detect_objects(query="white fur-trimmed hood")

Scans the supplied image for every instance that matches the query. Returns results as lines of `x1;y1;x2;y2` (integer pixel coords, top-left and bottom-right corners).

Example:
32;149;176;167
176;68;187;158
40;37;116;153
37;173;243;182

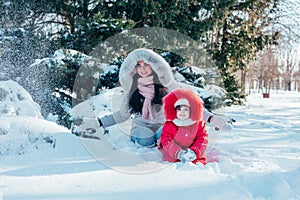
119;48;176;92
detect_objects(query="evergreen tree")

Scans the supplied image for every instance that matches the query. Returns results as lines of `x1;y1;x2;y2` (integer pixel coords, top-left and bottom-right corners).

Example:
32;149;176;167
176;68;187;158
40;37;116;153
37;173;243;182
0;0;283;125
0;28;53;87
48;0;136;54
100;0;280;105
203;0;280;104
19;0;281;106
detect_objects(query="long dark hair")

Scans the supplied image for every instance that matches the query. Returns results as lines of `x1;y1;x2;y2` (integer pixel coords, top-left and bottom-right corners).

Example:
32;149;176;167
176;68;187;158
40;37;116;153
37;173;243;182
129;72;167;114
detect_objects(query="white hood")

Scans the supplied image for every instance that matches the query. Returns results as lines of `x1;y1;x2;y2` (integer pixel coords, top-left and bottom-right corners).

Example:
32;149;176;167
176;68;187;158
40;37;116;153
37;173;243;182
119;48;176;92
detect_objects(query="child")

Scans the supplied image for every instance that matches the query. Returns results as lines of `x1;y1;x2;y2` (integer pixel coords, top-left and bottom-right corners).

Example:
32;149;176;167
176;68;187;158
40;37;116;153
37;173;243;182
159;88;208;164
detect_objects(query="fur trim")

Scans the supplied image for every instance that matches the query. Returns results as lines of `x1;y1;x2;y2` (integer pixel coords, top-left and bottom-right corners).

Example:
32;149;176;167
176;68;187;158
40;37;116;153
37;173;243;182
173;118;196;126
119;48;175;92
163;88;203;122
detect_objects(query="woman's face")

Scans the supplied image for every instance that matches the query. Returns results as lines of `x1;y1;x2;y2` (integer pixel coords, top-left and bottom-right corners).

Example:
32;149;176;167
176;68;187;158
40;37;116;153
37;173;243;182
135;60;153;78
176;105;191;120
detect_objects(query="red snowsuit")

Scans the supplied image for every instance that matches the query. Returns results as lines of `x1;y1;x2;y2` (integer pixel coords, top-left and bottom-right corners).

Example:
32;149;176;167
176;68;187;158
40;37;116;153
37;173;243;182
160;121;208;164
158;88;208;164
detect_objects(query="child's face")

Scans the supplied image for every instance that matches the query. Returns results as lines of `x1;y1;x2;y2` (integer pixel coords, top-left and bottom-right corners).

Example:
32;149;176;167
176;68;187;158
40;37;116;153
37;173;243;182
135;60;153;78
176;105;191;120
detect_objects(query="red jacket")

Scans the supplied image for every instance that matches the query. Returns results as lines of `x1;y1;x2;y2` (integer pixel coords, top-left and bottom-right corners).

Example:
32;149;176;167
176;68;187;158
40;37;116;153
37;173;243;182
159;120;208;164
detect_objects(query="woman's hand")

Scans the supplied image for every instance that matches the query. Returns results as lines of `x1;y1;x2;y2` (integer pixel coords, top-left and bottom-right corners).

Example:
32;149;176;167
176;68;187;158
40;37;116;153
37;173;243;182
210;115;233;131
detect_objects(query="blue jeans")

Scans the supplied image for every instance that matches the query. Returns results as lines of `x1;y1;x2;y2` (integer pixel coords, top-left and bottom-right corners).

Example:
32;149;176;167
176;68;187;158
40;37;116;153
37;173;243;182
130;126;163;147
155;126;163;140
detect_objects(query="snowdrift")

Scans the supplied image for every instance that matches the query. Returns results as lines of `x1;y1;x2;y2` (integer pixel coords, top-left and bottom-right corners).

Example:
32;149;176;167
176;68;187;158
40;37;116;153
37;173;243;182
0;80;68;155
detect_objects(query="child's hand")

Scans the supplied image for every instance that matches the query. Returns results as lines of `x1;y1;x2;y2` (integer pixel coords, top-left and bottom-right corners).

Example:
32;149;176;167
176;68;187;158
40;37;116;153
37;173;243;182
178;149;196;163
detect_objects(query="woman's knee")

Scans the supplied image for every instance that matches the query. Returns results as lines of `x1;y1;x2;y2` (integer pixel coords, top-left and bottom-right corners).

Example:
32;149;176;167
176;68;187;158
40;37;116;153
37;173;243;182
130;127;156;147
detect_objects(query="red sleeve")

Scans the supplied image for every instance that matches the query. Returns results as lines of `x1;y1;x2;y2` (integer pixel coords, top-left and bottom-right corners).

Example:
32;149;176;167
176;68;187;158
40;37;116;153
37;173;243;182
190;122;208;159
160;121;183;160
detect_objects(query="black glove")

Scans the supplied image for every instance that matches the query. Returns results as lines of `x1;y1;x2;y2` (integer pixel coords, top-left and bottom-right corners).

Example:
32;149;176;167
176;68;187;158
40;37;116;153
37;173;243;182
97;118;109;134
97;118;103;127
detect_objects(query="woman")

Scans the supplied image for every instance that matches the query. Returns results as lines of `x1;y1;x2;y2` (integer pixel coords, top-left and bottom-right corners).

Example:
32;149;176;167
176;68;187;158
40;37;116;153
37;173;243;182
98;48;230;147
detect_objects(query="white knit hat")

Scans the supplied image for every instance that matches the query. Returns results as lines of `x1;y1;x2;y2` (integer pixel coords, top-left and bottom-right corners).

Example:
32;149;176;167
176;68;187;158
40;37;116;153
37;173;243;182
174;98;190;108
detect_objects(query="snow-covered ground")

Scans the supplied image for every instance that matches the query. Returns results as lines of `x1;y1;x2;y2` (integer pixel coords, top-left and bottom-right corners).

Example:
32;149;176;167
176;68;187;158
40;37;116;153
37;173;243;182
1;81;300;200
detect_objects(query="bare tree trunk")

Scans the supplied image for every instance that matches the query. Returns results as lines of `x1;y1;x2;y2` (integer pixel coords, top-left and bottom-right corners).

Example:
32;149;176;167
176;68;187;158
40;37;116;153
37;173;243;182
288;80;292;91
258;77;263;92
241;69;246;94
249;77;254;94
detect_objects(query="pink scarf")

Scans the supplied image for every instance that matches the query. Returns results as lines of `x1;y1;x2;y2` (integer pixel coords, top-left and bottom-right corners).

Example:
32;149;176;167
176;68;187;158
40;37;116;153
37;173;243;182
137;75;155;120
